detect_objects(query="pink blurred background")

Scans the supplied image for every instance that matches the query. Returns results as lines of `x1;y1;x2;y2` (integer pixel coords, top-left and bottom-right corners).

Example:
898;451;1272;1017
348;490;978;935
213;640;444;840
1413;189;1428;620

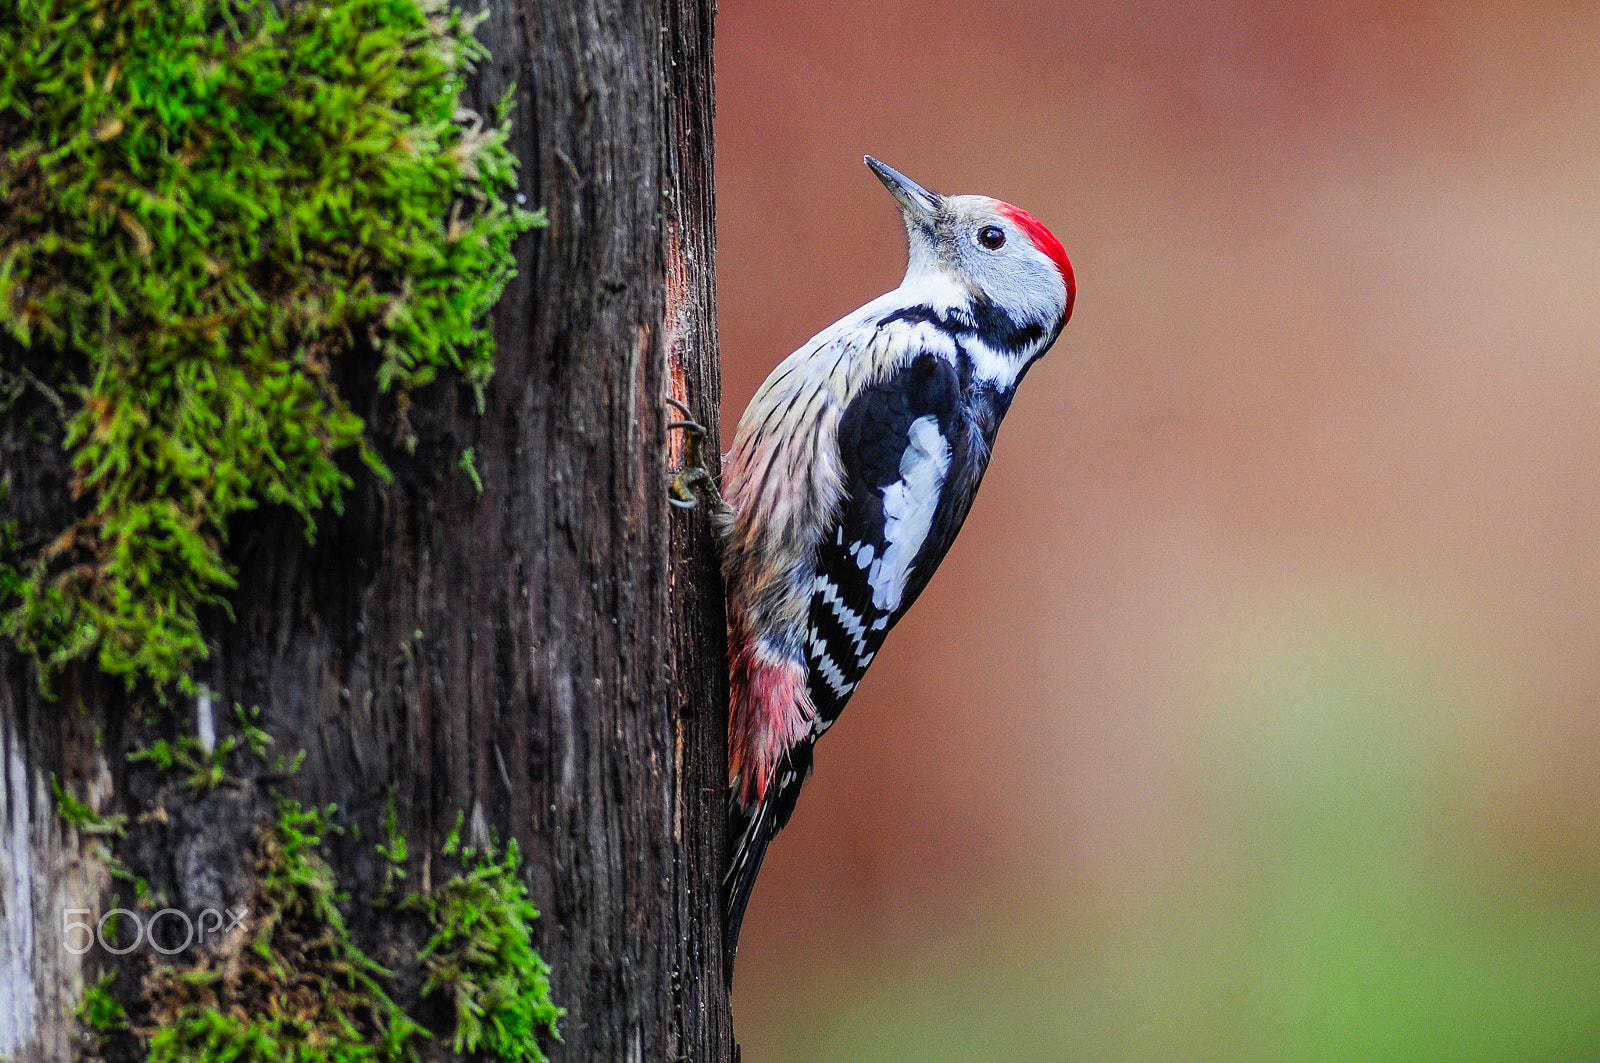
714;2;1600;1059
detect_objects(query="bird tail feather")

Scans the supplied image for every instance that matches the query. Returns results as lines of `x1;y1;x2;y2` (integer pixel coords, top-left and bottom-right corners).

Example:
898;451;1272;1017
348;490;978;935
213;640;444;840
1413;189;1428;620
723;789;777;981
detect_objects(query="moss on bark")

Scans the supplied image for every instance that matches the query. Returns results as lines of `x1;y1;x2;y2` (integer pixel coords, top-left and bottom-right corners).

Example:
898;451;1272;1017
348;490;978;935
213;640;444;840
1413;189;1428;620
0;0;542;694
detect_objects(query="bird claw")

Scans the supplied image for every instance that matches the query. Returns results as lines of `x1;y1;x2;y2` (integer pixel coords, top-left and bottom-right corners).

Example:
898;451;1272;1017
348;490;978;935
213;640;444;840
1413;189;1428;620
666;395;722;511
670;468;708;509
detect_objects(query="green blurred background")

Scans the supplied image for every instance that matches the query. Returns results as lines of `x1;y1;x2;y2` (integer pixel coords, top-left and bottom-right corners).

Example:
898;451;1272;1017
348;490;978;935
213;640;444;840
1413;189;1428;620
713;1;1600;1059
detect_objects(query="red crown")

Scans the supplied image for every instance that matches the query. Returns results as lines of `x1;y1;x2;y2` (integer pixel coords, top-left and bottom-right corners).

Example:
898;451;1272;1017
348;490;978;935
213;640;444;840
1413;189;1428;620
996;202;1075;322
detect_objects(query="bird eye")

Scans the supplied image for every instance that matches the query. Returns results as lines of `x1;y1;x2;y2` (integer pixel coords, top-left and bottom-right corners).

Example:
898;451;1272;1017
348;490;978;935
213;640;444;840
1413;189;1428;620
978;225;1006;250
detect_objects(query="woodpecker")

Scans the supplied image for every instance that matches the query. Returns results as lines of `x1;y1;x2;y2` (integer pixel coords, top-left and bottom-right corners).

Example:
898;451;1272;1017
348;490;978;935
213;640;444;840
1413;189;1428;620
670;156;1074;976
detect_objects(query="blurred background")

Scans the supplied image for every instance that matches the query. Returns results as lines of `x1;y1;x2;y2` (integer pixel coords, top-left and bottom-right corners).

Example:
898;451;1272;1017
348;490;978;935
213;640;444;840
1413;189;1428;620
713;1;1600;1060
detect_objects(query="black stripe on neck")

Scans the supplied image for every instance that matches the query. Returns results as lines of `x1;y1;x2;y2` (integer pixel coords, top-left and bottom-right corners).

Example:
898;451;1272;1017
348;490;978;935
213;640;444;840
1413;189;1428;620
878;293;1045;356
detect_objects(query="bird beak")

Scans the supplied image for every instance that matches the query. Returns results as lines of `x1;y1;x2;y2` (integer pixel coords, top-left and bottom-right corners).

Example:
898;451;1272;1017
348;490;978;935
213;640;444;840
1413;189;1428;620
865;156;939;223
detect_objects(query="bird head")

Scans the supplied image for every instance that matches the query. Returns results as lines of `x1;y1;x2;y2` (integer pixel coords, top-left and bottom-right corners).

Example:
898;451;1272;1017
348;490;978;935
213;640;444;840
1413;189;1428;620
865;156;1075;336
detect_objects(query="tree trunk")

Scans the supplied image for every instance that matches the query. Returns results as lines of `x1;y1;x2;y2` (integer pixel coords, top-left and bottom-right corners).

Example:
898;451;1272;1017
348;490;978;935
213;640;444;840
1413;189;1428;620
0;0;731;1059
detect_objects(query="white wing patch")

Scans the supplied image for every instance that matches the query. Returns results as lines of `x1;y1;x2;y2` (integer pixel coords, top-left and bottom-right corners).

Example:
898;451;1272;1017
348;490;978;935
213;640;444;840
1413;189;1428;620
868;415;951;613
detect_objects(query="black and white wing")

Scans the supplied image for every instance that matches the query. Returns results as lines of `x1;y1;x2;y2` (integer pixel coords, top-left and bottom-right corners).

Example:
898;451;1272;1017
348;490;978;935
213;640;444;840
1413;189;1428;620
804;351;990;730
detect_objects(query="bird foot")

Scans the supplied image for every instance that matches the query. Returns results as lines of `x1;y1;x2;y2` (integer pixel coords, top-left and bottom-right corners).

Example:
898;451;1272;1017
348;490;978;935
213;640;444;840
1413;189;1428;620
666;395;724;511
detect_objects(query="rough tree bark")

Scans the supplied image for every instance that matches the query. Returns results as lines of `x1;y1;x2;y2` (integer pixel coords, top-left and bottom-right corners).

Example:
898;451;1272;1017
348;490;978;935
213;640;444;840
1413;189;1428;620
0;0;731;1059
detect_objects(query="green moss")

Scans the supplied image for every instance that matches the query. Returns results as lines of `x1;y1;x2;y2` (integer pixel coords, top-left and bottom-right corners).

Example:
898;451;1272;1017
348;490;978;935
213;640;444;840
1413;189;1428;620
65;718;563;1062
75;969;130;1061
458;445;483;495
418;815;563;1062
77;970;129;1033
53;772;155;914
111;866;153;907
0;479;23;603
0;0;542;695
143;797;428;1062
52;771;127;836
374;796;408;897
127;699;274;792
